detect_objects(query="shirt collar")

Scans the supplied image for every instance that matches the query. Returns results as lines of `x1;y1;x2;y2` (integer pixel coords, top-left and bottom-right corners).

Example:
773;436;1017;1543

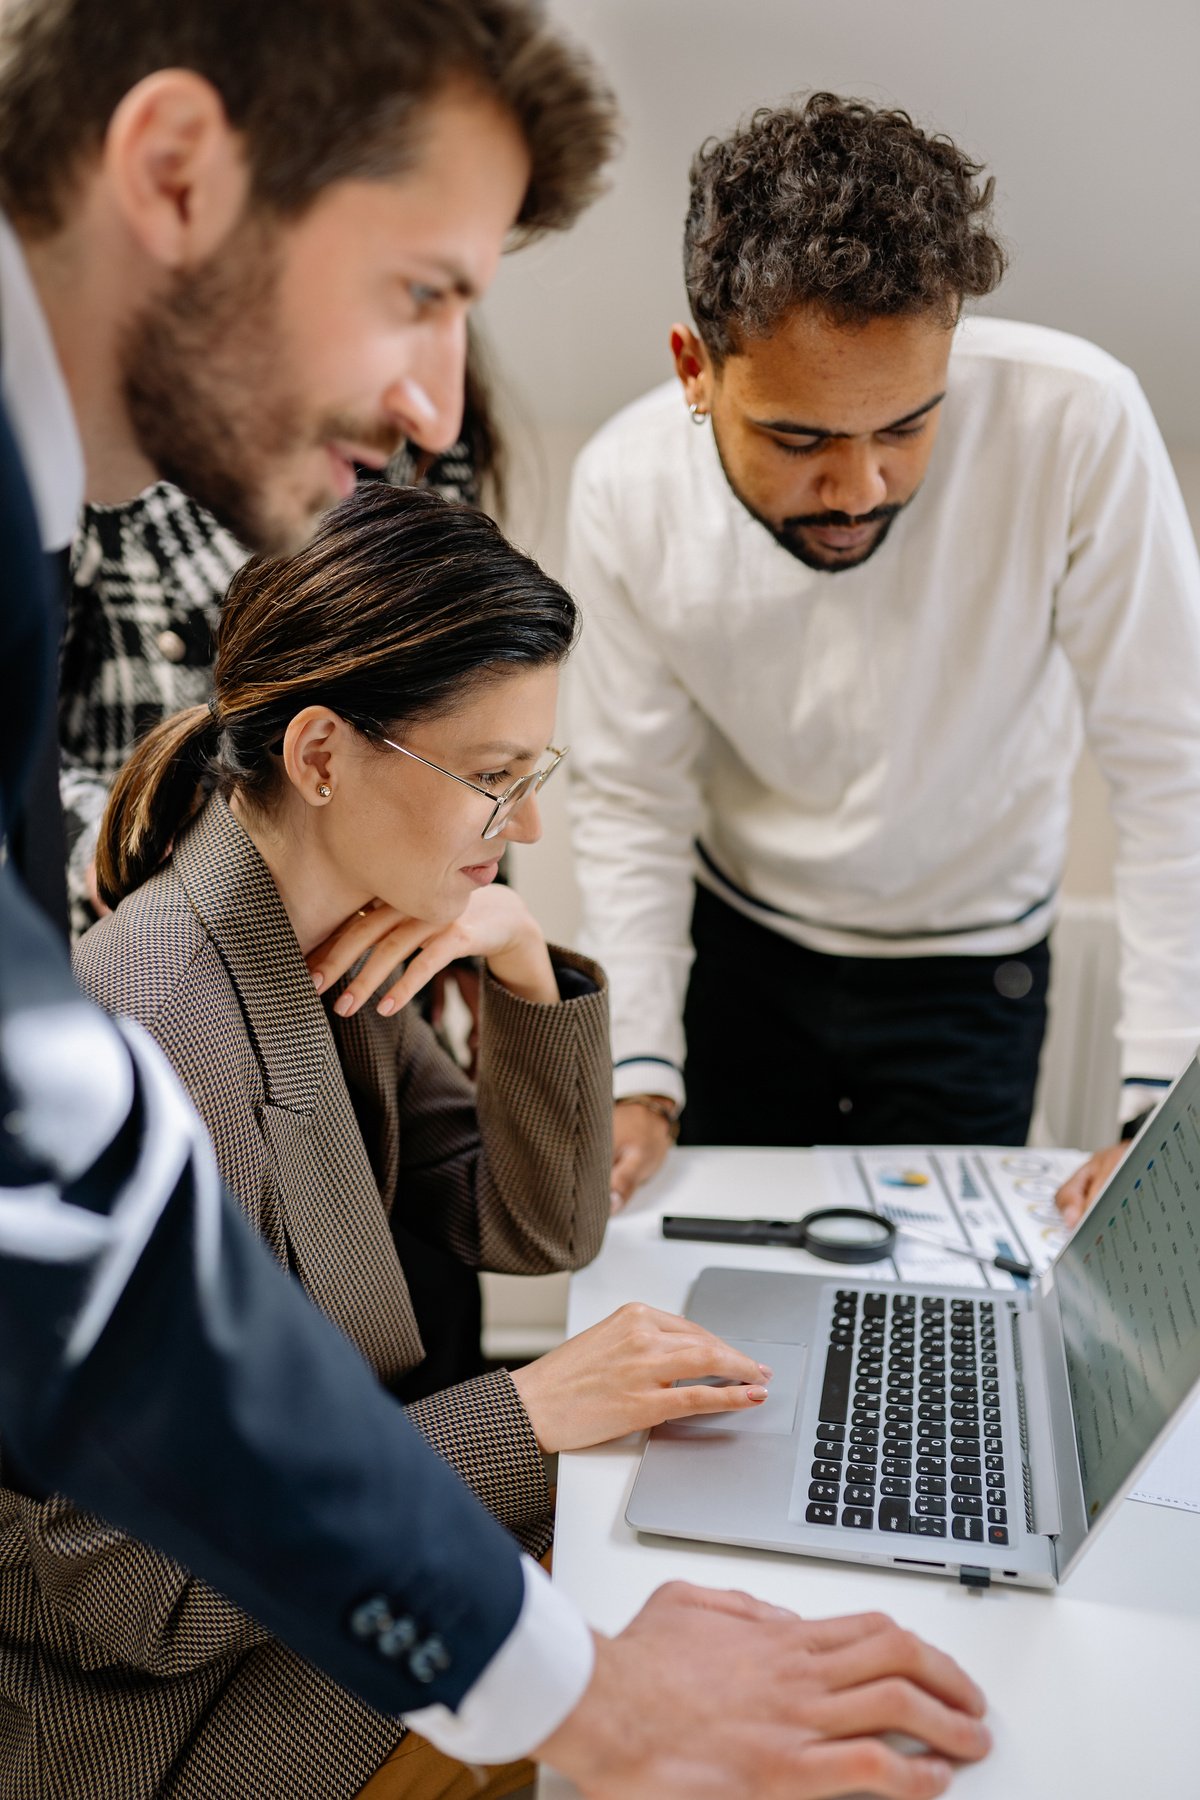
0;212;85;551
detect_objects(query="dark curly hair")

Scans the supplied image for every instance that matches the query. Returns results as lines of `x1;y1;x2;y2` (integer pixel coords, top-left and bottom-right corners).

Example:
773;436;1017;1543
684;93;1007;358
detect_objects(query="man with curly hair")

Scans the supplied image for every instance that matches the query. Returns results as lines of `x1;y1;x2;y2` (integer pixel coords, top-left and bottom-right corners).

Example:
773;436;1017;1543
568;94;1200;1216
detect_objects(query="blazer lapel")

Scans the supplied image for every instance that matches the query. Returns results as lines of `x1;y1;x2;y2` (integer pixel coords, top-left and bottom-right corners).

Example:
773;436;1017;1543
173;798;423;1382
253;1102;423;1379
332;1007;403;1218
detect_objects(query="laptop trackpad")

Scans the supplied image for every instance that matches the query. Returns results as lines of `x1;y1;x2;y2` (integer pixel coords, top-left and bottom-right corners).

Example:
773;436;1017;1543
671;1338;806;1437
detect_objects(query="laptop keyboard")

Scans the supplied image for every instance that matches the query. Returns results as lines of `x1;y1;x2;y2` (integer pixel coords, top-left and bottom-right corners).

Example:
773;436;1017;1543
805;1290;1011;1546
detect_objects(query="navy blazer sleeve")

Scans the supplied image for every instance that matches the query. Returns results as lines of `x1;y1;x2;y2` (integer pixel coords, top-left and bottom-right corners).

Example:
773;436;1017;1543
0;402;523;1714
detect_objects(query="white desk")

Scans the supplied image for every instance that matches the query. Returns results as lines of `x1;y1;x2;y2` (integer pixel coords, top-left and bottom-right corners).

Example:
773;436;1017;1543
539;1149;1200;1800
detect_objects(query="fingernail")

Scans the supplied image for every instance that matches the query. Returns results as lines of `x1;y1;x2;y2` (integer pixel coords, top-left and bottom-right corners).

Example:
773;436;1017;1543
310;971;324;993
609;1190;624;1215
757;1363;774;1379
925;1760;953;1790
377;998;395;1017
334;993;357;1017
746;1385;768;1403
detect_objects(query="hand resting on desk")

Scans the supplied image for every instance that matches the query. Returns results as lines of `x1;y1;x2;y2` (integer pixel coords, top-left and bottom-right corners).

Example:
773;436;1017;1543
537;1582;991;1798
609;1100;674;1212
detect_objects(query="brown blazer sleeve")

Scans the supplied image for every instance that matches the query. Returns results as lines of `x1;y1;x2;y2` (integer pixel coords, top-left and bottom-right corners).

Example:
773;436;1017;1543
384;950;610;1556
402;1367;551;1558
393;947;612;1275
0;1468;267;1678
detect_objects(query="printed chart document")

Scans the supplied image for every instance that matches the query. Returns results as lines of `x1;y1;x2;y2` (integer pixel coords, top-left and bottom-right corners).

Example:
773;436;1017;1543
816;1146;1200;1513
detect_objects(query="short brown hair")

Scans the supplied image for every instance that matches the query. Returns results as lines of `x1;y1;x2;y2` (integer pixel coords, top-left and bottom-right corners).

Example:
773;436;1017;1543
0;0;617;240
96;482;578;908
684;92;1006;358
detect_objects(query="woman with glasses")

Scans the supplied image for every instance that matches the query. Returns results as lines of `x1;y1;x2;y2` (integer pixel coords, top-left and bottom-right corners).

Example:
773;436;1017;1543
0;484;768;1800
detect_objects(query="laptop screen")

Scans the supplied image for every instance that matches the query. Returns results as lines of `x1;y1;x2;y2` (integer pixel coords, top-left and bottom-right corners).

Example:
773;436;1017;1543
1054;1054;1200;1526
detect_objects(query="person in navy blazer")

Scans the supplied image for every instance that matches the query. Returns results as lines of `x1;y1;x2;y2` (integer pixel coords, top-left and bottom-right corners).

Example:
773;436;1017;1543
0;4;992;1792
0;0;616;1756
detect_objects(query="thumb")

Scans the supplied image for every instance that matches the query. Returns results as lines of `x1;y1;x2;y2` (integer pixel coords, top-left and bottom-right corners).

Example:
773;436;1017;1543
610;1143;641;1211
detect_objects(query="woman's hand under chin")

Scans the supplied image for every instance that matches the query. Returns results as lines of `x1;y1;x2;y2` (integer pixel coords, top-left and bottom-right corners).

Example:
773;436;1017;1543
305;886;559;1018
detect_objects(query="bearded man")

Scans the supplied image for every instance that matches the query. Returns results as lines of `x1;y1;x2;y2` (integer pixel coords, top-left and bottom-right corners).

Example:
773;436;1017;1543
567;94;1200;1218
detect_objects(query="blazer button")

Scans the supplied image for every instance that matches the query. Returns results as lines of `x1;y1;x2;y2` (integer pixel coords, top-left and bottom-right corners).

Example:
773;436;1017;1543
348;1596;392;1640
378;1615;418;1659
156;627;187;663
409;1634;451;1683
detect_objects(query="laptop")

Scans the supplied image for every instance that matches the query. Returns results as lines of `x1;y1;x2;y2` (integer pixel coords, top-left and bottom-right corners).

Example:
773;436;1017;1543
626;1051;1200;1589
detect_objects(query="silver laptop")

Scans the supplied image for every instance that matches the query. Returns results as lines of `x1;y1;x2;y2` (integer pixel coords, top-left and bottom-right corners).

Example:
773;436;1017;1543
627;1052;1200;1589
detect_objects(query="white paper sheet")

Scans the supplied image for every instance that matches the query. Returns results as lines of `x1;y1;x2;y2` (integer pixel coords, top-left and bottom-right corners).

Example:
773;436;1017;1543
1130;1396;1200;1513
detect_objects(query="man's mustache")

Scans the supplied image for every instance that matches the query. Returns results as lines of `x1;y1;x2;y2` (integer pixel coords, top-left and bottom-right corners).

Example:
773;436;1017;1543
782;505;902;530
322;416;408;463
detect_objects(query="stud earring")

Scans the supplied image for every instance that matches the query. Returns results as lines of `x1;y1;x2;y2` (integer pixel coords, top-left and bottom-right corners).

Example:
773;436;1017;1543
317;784;332;799
688;402;709;425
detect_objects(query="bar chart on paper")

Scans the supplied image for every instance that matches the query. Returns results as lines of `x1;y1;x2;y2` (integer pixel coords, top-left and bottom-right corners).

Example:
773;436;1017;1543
814;1146;1200;1513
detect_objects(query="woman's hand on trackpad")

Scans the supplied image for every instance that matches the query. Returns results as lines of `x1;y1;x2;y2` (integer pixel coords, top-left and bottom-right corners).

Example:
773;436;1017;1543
509;1302;774;1454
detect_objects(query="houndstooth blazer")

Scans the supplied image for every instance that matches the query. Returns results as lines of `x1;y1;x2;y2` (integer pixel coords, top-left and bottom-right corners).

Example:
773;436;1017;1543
0;795;610;1800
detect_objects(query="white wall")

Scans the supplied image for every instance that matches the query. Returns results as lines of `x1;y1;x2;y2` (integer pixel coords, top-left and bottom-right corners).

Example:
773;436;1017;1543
479;2;1200;946
483;0;1200;443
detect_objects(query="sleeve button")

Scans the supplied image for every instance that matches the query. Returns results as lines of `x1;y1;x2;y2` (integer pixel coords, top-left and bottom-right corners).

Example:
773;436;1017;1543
348;1597;392;1639
378;1615;418;1659
409;1634;451;1683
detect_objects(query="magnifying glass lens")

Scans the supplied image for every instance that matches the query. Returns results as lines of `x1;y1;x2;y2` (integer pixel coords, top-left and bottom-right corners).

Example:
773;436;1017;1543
801;1207;895;1262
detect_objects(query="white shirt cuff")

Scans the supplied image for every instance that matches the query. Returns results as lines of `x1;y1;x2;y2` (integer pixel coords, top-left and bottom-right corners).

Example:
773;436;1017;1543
403;1555;594;1764
1119;1080;1172;1129
613;1058;685;1109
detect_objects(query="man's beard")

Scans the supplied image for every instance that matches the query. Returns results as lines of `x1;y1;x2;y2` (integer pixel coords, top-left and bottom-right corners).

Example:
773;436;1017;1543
711;420;912;573
121;219;401;555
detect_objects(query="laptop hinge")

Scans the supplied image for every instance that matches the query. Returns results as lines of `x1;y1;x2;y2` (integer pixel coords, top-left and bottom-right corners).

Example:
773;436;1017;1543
958;1566;990;1590
1014;1309;1062;1538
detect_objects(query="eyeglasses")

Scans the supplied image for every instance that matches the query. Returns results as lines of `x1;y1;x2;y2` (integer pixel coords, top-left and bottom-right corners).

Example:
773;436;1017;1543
370;733;568;840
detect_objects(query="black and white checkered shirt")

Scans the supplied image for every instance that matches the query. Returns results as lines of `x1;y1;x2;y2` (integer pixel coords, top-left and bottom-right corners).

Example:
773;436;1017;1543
59;446;478;937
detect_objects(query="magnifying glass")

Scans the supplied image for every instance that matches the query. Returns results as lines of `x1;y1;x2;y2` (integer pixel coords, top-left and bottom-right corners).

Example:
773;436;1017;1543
661;1206;1032;1279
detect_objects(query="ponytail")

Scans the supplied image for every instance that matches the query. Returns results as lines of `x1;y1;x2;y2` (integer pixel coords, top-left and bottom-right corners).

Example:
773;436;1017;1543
95;705;218;909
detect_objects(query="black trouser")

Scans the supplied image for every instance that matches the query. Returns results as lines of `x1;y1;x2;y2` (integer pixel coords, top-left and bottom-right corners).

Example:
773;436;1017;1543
680;884;1050;1148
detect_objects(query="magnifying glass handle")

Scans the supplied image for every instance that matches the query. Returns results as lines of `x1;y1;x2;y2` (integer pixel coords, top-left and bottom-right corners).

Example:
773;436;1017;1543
661;1214;802;1247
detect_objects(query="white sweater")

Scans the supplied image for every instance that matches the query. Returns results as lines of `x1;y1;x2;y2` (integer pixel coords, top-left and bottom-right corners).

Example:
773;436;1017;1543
566;317;1200;1112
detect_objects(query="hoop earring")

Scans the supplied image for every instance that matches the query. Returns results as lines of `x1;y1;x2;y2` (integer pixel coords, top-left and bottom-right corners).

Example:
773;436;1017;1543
317;784;332;799
688;403;709;426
